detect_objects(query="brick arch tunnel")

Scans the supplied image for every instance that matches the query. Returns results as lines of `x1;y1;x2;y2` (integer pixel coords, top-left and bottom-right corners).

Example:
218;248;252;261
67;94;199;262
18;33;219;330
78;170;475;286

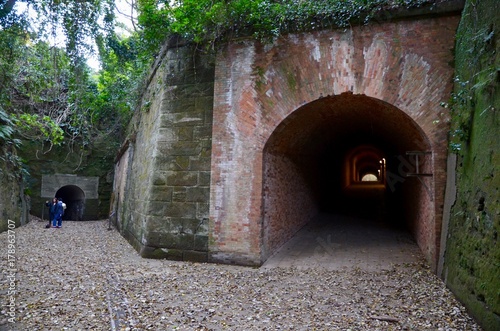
262;93;433;261
55;185;86;221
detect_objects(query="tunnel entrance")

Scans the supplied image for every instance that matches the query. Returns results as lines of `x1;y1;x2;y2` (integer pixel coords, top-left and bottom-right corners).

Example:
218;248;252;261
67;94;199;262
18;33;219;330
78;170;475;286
262;93;433;263
55;185;86;221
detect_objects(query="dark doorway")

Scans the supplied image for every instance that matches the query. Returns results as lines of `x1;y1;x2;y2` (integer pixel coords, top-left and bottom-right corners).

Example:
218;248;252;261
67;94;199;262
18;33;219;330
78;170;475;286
55;185;86;221
262;93;432;261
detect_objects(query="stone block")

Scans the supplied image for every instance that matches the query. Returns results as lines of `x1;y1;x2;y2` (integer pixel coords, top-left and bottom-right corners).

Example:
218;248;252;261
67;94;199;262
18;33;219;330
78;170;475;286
172;188;187;202
176;233;195;250
198;172;211;186
168;97;196;114
171;110;206;127
41;174;99;199
165;202;197;218
183;250;208;263
158;141;201;156
151;173;167;186
190;63;216;84
157;128;176;142
195;95;215;112
146;216;171;232
194;235;209;251
146;201;167;216
190;155;211;171
194;125;213;140
140;245;168;259
159;113;174;127
187;187;210;203
196;203;210;220
166;171;198;186
176;127;194;141
182;218;204;235
145;231;167;246
165;248;184;261
150;186;173;202
155;156;190;171
152;232;179;248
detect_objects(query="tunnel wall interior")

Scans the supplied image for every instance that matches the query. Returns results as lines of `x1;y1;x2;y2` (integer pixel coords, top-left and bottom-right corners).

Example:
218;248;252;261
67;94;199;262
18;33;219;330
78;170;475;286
263;95;434;262
262;152;319;259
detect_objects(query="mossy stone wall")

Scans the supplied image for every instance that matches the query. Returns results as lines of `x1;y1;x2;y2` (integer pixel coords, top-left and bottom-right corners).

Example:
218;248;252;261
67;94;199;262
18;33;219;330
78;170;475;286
19;137;118;221
443;0;500;330
113;41;215;261
0;170;28;232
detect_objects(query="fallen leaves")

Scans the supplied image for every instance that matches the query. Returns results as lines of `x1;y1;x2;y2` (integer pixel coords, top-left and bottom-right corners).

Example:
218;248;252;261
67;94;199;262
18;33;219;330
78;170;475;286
0;217;483;330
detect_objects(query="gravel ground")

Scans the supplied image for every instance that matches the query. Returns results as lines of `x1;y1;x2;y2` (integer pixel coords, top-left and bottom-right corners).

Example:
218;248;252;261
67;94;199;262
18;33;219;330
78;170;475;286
0;217;482;331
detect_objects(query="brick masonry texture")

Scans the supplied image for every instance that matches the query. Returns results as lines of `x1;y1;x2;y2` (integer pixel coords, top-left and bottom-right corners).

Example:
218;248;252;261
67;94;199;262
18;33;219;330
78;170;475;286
113;13;460;269
211;15;460;268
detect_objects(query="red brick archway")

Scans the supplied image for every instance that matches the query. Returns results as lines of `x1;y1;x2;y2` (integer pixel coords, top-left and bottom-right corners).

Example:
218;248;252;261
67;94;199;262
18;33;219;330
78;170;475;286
210;14;460;269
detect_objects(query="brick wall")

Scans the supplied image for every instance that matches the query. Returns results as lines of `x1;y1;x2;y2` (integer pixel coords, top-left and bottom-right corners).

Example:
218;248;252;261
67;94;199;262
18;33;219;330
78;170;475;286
114;12;460;268
211;15;460;267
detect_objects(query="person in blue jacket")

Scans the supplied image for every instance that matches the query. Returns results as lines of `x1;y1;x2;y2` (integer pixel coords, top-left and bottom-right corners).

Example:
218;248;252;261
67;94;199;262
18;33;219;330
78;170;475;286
52;198;64;228
45;198;57;227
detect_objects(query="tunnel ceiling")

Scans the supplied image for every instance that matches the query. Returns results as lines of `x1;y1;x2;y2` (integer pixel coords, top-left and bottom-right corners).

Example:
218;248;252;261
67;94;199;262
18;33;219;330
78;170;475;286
265;93;431;157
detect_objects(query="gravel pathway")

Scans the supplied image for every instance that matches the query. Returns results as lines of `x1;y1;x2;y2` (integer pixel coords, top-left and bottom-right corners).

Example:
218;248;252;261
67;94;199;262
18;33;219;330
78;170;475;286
1;217;482;330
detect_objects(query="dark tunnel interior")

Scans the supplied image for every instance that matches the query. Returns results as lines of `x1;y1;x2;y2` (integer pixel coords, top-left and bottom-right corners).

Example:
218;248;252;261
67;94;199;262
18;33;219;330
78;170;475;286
264;93;431;233
55;185;86;221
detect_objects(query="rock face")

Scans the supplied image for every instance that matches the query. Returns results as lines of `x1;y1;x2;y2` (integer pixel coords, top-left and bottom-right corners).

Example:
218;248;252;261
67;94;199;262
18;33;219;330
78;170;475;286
441;0;500;330
0;170;28;232
18;139;116;222
113;3;466;268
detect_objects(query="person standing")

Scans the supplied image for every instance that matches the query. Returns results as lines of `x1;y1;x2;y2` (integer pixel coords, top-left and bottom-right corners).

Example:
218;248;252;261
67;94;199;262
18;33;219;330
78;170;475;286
53;198;64;228
45;198;58;228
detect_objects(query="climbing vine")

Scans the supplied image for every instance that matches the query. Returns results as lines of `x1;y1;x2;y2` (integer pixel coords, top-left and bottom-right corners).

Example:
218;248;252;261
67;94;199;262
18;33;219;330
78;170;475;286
137;0;434;53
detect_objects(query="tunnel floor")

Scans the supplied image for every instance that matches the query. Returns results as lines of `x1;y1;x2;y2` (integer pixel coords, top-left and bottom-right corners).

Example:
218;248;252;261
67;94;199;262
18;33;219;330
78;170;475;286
261;213;423;271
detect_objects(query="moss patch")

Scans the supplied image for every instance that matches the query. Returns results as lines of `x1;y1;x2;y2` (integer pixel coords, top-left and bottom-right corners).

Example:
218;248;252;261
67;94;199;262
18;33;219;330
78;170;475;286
444;1;500;330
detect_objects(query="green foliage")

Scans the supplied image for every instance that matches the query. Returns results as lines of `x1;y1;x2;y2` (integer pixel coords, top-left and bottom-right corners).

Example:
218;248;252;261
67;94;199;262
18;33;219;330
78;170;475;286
0;107;23;179
0;0;437;162
11;113;64;144
441;77;474;154
137;0;433;52
0;0;438;177
96;32;150;127
0;108;16;142
0;0;136;163
28;0;115;63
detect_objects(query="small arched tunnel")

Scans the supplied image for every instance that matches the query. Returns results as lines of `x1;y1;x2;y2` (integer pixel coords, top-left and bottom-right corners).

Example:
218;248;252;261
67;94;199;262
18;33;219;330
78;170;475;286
55;185;86;221
262;93;433;261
